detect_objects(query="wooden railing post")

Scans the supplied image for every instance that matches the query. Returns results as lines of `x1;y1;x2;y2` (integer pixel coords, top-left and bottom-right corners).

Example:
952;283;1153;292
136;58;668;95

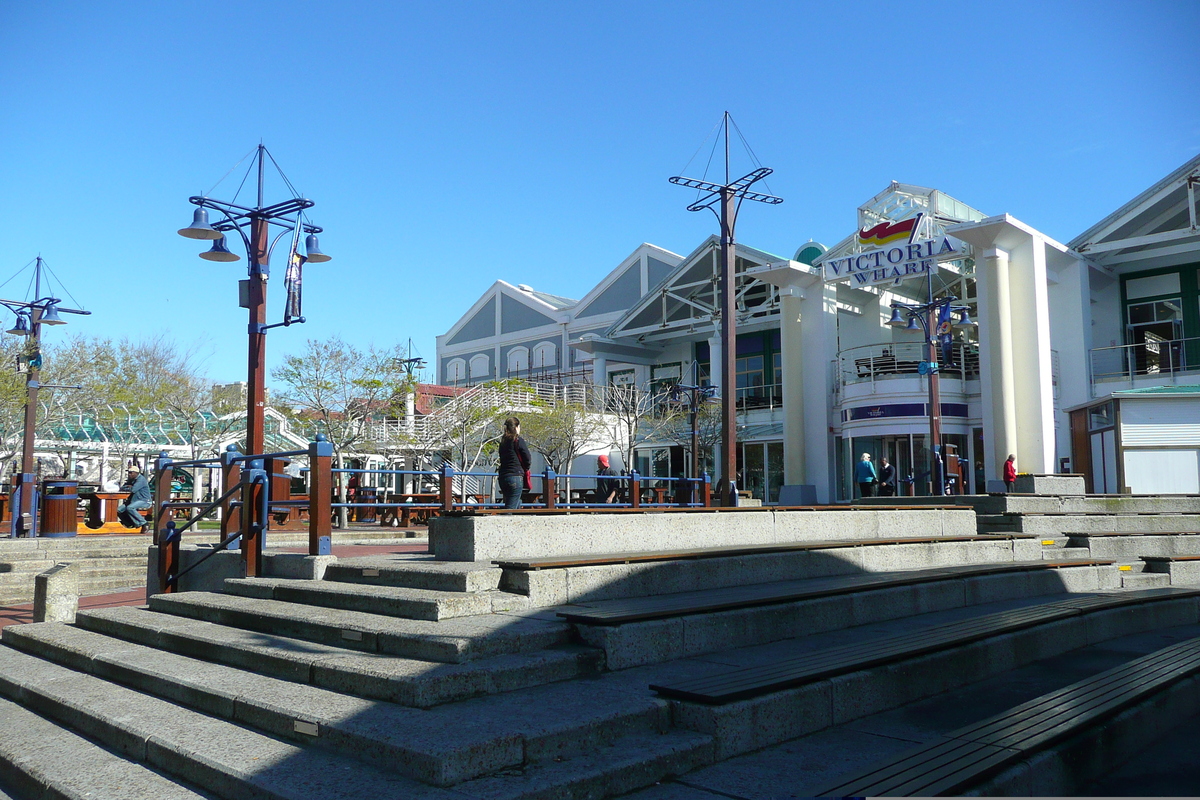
544;467;556;510
308;435;333;555
154;450;177;594
220;445;241;541
439;464;454;513
629;470;641;509
701;471;712;508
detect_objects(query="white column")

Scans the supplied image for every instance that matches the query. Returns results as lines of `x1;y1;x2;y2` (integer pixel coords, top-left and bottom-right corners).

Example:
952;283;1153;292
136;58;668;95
781;290;806;484
800;281;838;502
980;247;1018;482
1049;255;1092;467
1009;237;1058;474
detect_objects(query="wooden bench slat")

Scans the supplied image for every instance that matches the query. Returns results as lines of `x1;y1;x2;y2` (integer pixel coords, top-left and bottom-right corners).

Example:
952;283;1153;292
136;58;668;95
816;636;1200;796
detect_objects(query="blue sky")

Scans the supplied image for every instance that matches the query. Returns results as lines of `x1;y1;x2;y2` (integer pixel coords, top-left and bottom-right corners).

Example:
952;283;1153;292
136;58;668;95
2;1;1197;386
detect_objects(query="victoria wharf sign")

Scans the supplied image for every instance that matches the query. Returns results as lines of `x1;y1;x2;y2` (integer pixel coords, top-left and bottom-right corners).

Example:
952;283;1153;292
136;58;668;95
822;215;963;288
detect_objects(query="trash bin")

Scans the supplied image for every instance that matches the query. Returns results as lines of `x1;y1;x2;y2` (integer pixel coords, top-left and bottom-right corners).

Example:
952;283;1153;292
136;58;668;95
40;480;79;538
354;486;379;523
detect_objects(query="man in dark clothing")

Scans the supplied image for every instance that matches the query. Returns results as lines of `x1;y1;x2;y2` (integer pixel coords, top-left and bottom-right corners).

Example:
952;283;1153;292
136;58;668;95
594;455;618;504
878;457;897;497
118;465;152;529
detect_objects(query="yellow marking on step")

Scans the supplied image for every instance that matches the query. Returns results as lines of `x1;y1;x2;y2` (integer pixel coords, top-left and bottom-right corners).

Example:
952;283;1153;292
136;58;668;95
1041;540;1056;546
1118;565;1132;571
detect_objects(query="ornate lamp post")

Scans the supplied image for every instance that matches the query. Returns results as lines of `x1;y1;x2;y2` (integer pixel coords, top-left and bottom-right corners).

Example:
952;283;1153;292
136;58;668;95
887;295;975;495
1;257;90;536
176;145;330;457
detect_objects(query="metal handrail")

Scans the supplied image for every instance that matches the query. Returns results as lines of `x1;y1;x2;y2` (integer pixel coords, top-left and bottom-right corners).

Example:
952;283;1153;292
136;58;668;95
1090;335;1197;387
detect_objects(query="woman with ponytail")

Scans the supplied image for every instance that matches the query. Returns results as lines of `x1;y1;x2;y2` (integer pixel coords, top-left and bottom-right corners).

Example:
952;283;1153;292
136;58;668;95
498;416;531;510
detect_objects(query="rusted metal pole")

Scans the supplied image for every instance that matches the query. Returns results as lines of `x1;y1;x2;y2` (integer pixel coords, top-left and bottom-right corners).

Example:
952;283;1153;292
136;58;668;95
544;468;556;510
719;186;737;508
439;464;454;512
246;216;268;458
629;471;641;509
308;437;332;555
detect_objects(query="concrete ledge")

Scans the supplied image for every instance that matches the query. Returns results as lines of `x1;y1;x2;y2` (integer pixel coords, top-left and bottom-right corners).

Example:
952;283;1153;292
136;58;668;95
33;563;78;623
263;553;337;581
1014;474;1086;495
430;508;977;562
146;545;246;597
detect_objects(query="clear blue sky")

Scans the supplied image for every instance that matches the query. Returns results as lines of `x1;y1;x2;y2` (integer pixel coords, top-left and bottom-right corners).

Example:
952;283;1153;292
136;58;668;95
2;1;1197;386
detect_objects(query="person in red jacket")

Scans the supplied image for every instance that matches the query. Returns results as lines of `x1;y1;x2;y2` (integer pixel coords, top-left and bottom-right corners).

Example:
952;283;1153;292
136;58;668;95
1003;454;1017;493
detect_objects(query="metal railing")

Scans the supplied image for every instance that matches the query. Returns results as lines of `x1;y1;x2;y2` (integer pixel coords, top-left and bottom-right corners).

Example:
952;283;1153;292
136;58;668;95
1090;336;1199;389
838;341;981;386
152;435;713;591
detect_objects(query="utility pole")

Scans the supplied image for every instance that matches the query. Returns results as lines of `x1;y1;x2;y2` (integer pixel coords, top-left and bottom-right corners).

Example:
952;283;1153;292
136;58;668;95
670;113;782;506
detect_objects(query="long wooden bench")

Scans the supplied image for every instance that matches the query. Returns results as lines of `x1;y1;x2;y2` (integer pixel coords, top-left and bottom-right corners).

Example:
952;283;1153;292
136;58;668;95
648;587;1200;705
815;634;1200;796
496;534;1035;571
557;559;1113;627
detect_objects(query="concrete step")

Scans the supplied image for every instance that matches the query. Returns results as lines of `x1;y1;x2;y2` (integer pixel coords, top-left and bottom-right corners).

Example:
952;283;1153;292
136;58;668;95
1041;546;1089;560
0;644;446;799
147;591;571;663
499;537;1042;608
223;576;521;621
3;621;689;787
77;605;602;708
0;694;209;800
572;561;1121;670
323;556;503;593
1121;571;1173;589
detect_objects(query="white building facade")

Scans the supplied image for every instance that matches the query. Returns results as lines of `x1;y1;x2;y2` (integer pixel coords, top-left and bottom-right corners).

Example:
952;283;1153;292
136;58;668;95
437;155;1200;501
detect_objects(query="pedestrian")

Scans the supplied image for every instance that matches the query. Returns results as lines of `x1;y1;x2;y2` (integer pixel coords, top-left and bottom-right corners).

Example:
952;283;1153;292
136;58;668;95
1004;453;1017;493
117;464;151;529
497;416;531;510
878;456;896;497
594;455;618;504
855;453;877;498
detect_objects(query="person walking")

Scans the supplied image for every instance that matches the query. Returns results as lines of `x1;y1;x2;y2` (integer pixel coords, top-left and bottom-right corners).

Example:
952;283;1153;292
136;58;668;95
117;465;151;529
498;416;531;510
1003;454;1017;493
594;455;618;504
855;453;877;498
878;456;896;497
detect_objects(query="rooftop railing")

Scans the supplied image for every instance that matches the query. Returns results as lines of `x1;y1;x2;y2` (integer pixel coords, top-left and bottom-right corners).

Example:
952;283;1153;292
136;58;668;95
838;341;980;387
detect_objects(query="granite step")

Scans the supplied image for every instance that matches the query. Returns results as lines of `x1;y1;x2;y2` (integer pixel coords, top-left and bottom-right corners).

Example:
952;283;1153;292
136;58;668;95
323;556;503;593
222;576;515;621
0;694;210;800
0;644;443;799
3;621;678;787
147;591;571;663
76;605;601;708
1121;571;1173;589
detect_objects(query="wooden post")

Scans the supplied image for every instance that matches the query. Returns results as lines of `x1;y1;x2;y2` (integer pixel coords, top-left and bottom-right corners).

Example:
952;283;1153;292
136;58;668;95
544;467;556;510
701;472;712;508
439;464;454;512
220;445;241;541
241;459;264;578
154;451;177;593
308;436;332;555
630;470;641;509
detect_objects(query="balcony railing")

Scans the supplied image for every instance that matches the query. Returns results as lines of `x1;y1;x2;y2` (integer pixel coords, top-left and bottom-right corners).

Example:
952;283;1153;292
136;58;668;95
1090;336;1200;391
839;342;980;386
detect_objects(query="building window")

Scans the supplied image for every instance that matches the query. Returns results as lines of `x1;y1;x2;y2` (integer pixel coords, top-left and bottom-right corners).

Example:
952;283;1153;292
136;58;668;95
445;358;466;384
469;354;490;380
507;347;528;375
532;342;556;370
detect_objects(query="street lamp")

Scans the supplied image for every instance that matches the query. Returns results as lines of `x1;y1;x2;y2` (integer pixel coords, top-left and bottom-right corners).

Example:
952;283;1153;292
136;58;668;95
670;383;717;482
177;145;330;458
888;295;975;495
1;257;90;536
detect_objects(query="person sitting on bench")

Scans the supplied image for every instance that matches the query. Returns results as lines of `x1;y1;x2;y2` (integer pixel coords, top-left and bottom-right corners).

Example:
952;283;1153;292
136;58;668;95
118;465;151;529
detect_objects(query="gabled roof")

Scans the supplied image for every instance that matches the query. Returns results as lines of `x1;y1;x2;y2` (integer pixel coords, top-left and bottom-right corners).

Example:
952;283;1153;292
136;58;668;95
440;280;571;348
1069;153;1200;269
571;243;684;321
605;236;785;341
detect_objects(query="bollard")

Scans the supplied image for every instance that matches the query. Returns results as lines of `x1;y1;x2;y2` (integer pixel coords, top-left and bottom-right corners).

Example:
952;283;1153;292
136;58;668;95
543;467;556;510
33;562;78;623
439;464;454;512
629;470;640;509
308;435;333;556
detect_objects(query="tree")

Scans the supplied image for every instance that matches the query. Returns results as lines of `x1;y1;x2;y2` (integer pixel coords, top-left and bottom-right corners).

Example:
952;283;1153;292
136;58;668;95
521;400;606;483
660;397;724;478
601;381;676;475
272;337;413;527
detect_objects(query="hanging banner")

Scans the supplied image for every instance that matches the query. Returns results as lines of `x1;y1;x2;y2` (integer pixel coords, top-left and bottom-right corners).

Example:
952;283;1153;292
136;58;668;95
284;225;304;321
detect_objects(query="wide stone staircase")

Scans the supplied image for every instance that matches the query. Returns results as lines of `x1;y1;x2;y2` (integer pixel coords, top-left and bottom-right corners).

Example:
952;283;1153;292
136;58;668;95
1;504;1200;797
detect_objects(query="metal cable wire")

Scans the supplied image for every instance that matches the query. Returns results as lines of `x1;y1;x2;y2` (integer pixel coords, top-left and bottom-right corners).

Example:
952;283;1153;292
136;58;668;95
205;145;258;198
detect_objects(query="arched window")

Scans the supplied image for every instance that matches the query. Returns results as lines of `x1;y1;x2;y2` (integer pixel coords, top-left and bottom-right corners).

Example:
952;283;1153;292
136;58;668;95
532;341;556;370
469;353;491;380
445;358;466;384
507;347;529;375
